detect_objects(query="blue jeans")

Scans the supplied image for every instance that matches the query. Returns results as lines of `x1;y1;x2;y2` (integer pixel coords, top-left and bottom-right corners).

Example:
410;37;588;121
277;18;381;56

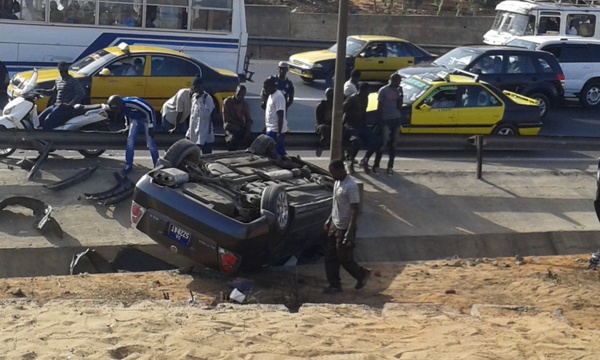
266;131;286;157
40;104;76;130
124;120;159;173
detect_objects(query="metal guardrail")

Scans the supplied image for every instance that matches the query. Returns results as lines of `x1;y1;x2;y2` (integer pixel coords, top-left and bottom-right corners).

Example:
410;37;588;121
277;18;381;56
247;37;456;55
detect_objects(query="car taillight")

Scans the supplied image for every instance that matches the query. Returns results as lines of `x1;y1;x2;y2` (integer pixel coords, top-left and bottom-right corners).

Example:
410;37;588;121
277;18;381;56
130;201;146;226
219;247;240;273
557;73;565;86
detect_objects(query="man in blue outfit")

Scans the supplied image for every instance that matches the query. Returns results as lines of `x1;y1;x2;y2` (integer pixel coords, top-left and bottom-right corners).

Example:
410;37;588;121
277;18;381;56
107;95;159;175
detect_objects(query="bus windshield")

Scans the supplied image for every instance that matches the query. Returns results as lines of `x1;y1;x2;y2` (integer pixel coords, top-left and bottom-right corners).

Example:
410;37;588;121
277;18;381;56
70;50;116;76
492;11;534;36
402;77;432;104
328;37;368;57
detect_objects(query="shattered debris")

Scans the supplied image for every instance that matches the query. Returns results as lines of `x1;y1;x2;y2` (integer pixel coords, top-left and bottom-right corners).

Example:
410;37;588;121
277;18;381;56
0;196;63;238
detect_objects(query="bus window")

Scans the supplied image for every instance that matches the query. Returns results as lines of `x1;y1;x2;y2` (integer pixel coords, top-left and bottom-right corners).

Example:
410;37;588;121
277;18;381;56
18;0;43;21
567;14;596;36
191;0;232;32
0;0;20;19
97;2;141;27
146;0;188;29
538;15;561;34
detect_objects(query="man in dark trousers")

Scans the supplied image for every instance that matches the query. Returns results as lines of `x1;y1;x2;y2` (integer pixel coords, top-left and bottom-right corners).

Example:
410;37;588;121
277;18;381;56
372;73;403;176
323;159;371;294
261;61;294;110
342;82;373;174
315;87;333;157
39;61;86;130
222;85;253;151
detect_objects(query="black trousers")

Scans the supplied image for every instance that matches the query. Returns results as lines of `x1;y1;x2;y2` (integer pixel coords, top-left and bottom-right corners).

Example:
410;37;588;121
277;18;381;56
324;222;366;288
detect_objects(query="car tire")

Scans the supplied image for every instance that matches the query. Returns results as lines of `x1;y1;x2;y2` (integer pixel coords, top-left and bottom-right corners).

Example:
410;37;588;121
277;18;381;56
163;139;201;168
493;124;518;136
580;81;600;108
249;134;276;156
528;93;550;118
261;184;290;234
78;149;106;158
0;125;15;158
300;76;314;84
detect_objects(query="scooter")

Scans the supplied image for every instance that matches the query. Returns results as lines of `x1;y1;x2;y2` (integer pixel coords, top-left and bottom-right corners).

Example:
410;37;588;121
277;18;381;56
0;69;111;158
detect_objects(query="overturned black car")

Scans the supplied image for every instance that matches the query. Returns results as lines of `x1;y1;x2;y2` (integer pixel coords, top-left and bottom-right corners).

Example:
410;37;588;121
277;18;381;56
131;136;333;273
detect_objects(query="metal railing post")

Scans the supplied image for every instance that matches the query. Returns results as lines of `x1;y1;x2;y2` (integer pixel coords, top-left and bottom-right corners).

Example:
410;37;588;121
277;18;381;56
476;135;483;179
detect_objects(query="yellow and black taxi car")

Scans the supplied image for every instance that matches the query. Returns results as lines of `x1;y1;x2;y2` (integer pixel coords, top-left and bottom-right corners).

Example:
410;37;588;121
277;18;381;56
288;35;436;85
366;72;542;136
7;43;239;113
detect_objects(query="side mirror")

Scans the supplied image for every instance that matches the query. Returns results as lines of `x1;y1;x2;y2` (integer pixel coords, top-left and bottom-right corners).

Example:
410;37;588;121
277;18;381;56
99;68;111;77
419;104;431;112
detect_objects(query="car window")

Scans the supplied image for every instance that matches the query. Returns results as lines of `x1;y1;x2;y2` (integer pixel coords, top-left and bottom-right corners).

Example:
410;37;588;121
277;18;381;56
589;44;600;59
101;56;146;77
469;55;504;74
507;55;535;74
541;44;562;60
401;77;432;104
405;43;428;57
560;44;591;63
423;86;458;109
386;42;411;58
150;56;201;77
534;56;555;73
458;85;500;108
361;42;386;58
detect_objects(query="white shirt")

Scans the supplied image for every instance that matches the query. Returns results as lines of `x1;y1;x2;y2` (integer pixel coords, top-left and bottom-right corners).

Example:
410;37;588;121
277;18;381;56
161;88;192;125
186;92;215;145
332;175;360;229
265;90;288;133
343;80;358;97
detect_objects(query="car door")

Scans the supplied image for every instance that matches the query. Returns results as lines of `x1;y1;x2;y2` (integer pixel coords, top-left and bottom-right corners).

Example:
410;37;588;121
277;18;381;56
384;42;415;73
408;85;459;134
353;41;387;81
145;55;203;110
466;54;507;89
499;54;538;94
90;55;148;105
455;85;504;134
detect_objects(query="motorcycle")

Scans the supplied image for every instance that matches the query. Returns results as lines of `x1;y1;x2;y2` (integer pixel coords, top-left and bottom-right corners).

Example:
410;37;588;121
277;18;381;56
0;69;110;158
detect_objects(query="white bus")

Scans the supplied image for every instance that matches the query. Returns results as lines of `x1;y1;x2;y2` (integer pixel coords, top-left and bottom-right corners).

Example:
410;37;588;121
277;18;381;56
483;0;600;45
0;0;250;80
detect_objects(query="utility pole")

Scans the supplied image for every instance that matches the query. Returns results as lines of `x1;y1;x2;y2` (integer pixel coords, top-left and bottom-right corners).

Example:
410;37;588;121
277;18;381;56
329;0;349;162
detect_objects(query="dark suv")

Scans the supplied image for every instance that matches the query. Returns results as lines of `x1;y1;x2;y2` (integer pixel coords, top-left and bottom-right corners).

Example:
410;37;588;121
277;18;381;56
398;45;565;118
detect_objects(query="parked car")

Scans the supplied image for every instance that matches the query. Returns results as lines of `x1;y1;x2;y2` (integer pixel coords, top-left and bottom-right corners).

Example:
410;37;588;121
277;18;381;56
397;45;564;118
131;136;334;273
7;43;239;113
366;72;542;136
507;36;600;108
288;35;437;85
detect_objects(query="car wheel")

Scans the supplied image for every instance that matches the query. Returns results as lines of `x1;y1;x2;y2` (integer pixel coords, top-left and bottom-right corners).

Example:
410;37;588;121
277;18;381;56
0;125;16;158
78;149;105;158
163;139;201;168
300;76;313;84
580;81;600;108
493;124;518;136
528;93;550;118
249;134;276;156
261;185;290;234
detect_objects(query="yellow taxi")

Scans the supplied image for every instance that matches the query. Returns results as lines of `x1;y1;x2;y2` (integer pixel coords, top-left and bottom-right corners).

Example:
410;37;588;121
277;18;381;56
288;35;437;85
366;72;542;136
7;43;239;113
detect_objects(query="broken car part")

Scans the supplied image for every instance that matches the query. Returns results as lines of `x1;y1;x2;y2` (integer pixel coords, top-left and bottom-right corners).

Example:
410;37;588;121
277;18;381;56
0;196;63;238
44;165;99;191
84;172;135;206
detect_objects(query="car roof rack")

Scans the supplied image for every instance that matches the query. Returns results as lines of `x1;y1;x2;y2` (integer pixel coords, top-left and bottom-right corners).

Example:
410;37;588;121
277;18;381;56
522;0;600;6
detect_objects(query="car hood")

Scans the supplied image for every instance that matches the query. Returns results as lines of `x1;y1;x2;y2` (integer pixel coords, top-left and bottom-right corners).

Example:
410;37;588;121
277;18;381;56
290;50;336;65
397;64;443;77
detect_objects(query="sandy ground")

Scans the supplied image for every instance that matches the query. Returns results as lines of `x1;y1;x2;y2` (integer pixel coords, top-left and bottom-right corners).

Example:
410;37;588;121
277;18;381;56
1;255;600;359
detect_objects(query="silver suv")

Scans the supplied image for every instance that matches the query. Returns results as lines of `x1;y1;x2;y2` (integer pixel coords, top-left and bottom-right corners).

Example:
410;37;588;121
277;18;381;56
508;36;600;108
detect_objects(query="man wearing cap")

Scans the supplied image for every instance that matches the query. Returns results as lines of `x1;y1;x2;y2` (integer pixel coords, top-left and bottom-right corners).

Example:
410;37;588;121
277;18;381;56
186;76;215;154
39;61;86;130
261;61;294;110
262;77;288;157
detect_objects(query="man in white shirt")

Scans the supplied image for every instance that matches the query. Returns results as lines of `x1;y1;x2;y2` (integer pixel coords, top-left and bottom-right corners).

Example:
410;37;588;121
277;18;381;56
186;76;215;154
161;83;194;134
343;69;361;97
263;77;288;157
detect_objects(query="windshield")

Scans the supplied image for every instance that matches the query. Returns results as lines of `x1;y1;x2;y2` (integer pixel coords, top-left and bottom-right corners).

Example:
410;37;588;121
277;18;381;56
491;11;533;36
506;38;539;50
402;77;432;104
328;37;368;57
70;50;117;76
432;48;482;70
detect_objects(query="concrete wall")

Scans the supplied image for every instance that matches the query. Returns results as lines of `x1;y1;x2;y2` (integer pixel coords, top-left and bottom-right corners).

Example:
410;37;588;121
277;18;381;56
246;5;495;46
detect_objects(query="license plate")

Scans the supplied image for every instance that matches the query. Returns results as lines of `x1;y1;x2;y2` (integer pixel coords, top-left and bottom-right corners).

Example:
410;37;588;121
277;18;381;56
167;223;191;246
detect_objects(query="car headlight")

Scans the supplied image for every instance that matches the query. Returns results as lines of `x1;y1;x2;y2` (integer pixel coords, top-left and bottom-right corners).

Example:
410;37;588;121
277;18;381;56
312;63;322;69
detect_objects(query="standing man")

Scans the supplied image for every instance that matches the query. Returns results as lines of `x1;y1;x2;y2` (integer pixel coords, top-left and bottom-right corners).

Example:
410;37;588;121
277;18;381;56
186;76;215;154
263;77;288;157
343;69;361;97
323;159;371;294
107;95;158;176
161;83;195;134
372;73;403;176
39;61;86;130
342;83;372;174
261;61;294;110
315;87;333;157
222;85;253;151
